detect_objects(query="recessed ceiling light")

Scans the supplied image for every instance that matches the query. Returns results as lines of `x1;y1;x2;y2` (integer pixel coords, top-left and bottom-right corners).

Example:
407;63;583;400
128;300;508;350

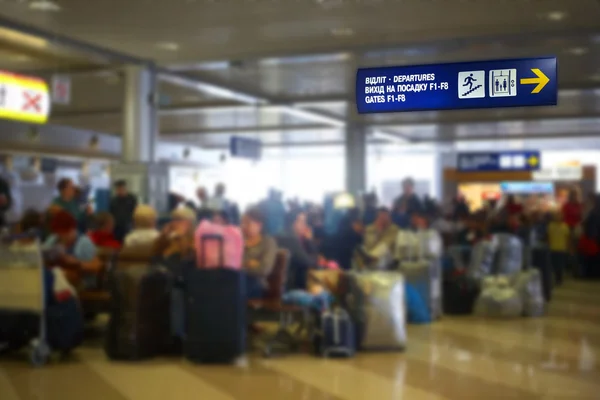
543;11;566;21
155;41;180;51
8;54;32;62
568;47;588;56
28;0;61;12
330;27;354;37
316;0;343;9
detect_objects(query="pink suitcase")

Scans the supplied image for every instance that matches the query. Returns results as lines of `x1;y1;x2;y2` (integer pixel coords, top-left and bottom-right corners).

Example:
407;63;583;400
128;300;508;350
194;221;243;270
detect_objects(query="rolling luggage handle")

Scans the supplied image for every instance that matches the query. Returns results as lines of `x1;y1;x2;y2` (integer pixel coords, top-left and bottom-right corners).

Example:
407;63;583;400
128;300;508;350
199;234;225;269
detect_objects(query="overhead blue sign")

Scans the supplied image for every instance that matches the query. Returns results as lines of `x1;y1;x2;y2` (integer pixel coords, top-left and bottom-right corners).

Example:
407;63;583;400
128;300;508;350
458;151;541;172
356;56;557;114
500;182;554;195
229;136;262;161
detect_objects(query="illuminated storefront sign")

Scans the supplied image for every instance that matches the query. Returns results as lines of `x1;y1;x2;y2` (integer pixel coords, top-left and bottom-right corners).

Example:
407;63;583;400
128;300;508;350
0;70;51;124
532;166;583;181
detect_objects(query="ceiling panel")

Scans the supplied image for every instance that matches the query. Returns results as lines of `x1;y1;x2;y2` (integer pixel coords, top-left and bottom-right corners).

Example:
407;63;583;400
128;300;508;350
166;128;344;148
0;0;598;62
0;0;598;147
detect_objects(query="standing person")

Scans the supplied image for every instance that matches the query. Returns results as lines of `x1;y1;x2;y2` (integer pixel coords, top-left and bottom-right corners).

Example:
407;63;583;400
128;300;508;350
362;192;378;226
209;183;228;211
49;178;90;230
562;189;583;230
580;194;600;278
260;189;286;236
195;186;212;222
547;212;569;285
109;180;138;243
0;175;12;228
392;178;423;228
562;189;583;268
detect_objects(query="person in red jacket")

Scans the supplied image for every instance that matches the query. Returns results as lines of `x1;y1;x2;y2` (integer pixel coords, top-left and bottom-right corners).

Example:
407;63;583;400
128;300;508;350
562;189;583;230
88;212;121;249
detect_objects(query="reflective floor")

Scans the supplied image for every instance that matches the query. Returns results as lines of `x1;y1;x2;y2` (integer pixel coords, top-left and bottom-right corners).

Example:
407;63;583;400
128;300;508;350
1;279;599;400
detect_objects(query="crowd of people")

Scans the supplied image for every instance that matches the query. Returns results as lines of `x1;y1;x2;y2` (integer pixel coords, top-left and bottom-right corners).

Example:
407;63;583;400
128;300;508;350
1;174;599;307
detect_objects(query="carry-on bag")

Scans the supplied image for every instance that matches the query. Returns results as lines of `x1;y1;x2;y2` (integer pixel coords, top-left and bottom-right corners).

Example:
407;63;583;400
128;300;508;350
104;264;171;360
184;268;246;363
512;269;545;317
493;233;523;276
442;272;481;315
185;234;246;363
314;307;355;357
0;310;39;354
194;221;243;270
467;239;496;280
342;271;406;350
398;234;443;320
474;276;523;318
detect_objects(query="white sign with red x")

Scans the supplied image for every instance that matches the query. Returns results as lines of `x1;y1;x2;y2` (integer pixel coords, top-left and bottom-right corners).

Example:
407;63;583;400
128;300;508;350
0;70;50;124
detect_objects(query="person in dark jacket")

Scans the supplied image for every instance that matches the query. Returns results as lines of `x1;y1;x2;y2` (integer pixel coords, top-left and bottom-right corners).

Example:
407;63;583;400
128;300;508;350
109;180;138;243
333;208;363;270
0;176;12;227
277;211;319;290
392;177;423;228
578;194;600;278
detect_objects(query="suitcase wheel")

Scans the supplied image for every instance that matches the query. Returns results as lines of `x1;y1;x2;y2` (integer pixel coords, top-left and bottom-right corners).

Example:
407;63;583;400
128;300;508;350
30;339;50;367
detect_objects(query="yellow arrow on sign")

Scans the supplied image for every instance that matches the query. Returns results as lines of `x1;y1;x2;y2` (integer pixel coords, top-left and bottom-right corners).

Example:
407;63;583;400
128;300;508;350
528;155;539;167
520;68;550;94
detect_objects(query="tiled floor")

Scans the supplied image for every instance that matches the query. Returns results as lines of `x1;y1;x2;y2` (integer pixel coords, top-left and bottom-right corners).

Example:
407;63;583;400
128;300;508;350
1;279;599;399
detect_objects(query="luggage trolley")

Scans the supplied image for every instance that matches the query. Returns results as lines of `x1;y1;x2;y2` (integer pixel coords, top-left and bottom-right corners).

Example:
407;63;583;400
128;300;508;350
0;232;51;366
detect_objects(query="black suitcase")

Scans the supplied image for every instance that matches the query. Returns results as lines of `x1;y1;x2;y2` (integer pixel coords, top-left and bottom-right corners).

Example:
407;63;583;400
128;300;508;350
0;310;39;354
184;268;246;363
184;235;246;363
443;274;480;315
104;265;171;360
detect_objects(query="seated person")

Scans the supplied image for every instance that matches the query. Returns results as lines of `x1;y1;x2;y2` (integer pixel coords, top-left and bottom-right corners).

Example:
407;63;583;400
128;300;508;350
282;273;333;311
153;206;197;260
123;204;160;248
211;209;229;226
241;208;277;299
88;212;121;249
277;211;319;289
10;209;45;251
44;210;101;288
356;207;399;268
18;209;45;235
399;211;443;259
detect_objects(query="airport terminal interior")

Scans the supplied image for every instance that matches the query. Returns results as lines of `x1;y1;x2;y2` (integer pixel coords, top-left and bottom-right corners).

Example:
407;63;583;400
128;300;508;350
1;0;600;399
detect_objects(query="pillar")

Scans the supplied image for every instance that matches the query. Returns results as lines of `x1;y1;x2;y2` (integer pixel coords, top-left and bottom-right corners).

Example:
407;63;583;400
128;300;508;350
345;123;367;196
113;65;169;213
122;65;157;163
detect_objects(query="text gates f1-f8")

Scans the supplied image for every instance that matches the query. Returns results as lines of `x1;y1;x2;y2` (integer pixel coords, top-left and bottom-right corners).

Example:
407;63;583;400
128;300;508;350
356;57;557;114
458;151;541;172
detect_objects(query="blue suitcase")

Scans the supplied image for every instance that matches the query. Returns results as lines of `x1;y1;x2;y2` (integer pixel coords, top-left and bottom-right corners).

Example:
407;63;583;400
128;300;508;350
316;308;355;357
